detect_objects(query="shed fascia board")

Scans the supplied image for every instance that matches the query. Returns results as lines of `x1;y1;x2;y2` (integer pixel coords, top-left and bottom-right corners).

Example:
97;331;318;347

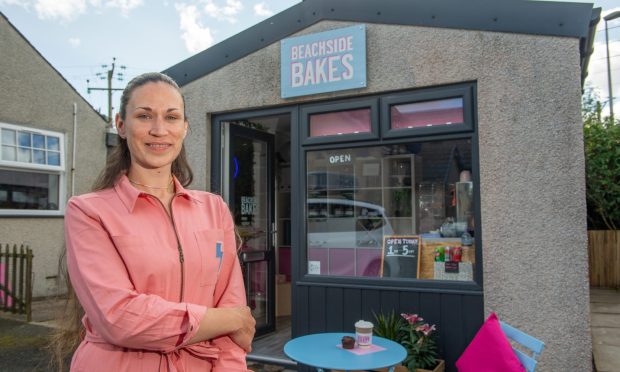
164;0;597;87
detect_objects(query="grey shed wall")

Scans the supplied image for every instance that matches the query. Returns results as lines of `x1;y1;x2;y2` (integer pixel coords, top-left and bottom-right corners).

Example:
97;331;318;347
0;14;107;297
180;21;590;372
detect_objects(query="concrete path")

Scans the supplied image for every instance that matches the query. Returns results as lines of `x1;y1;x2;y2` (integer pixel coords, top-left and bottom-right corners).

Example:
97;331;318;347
591;287;620;372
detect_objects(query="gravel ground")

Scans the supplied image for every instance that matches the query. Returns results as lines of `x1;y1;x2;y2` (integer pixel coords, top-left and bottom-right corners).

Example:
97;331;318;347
0;318;55;372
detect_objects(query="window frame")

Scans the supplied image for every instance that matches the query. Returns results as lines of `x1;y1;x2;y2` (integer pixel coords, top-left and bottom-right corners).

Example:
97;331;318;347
0;122;66;217
380;83;475;139
298;83;482;292
301;97;379;146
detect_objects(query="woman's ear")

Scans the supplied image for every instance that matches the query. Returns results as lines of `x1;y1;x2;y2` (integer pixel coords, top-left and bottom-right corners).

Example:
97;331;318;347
116;113;126;139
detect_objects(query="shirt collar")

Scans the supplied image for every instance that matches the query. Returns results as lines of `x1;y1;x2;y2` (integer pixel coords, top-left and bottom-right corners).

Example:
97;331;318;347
114;174;201;213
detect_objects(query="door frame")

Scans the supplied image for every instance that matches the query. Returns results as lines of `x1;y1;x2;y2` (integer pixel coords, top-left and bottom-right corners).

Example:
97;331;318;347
228;123;275;336
211;106;300;337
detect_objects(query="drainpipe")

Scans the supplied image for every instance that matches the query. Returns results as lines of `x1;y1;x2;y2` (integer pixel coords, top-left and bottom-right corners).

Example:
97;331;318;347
71;102;77;197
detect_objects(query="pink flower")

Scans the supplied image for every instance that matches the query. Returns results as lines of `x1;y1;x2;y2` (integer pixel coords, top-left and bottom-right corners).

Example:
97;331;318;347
415;323;436;336
401;313;423;324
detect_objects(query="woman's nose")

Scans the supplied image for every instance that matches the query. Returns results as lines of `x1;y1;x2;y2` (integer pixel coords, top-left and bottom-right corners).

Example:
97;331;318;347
149;116;167;136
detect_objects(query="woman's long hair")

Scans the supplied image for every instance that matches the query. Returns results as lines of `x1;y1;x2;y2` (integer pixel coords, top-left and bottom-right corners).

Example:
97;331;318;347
49;72;193;370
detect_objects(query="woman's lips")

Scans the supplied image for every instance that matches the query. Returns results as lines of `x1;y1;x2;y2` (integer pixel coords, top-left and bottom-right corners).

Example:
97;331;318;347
146;143;172;151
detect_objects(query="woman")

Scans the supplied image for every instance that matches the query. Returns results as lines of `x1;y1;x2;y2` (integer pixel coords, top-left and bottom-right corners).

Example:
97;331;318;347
62;72;255;371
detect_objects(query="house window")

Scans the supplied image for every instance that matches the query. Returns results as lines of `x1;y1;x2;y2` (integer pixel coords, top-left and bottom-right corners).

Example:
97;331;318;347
0;123;65;215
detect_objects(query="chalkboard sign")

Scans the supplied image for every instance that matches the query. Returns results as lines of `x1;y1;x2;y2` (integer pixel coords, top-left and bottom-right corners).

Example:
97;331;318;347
380;235;421;279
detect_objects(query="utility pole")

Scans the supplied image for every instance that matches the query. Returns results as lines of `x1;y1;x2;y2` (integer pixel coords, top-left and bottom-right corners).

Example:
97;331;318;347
87;57;126;128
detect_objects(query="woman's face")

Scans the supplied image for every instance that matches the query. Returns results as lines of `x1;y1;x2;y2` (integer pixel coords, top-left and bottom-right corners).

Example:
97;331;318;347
116;82;188;174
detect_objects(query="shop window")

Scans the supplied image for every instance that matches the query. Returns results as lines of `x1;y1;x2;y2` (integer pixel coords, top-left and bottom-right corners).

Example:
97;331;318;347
391;98;464;130
301;98;379;145
0;123;65;215
305;138;476;282
309;108;372;137
381;83;474;138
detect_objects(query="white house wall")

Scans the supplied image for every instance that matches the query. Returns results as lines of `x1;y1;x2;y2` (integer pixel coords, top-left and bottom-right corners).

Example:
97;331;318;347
0;14;107;298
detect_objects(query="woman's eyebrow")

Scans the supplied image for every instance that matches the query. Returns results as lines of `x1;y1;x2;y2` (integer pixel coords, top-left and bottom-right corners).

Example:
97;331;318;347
133;107;181;112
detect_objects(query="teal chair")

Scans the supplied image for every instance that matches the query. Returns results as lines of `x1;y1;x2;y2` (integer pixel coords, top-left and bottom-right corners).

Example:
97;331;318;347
500;321;545;372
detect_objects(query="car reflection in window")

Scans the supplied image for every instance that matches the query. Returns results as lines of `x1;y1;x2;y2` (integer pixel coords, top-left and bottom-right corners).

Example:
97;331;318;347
307;198;394;277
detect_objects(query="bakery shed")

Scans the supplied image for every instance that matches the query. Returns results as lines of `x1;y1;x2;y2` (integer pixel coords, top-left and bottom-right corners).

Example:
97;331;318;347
163;0;599;370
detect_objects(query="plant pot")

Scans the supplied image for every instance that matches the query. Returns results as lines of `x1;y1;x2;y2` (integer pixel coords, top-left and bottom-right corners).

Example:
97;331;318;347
415;359;445;372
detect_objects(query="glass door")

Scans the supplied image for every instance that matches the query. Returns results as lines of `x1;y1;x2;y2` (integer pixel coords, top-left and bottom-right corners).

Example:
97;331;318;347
225;123;275;336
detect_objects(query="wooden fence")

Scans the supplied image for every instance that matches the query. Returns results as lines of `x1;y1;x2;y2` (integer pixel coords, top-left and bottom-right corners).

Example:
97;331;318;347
0;244;34;321
588;230;620;288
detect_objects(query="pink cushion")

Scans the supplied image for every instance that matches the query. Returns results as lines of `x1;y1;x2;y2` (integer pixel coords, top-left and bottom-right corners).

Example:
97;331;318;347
456;312;525;372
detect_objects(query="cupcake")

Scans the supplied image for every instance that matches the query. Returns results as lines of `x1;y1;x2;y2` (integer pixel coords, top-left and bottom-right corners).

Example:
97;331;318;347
341;335;355;349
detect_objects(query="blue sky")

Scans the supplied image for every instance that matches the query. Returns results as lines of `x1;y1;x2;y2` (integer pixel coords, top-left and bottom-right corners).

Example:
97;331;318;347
0;0;619;118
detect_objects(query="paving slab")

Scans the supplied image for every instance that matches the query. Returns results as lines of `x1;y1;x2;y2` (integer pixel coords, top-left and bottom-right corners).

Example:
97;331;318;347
591;302;620;314
593;343;620;372
591;327;620;347
591;288;620;372
591;313;620;328
590;289;620;304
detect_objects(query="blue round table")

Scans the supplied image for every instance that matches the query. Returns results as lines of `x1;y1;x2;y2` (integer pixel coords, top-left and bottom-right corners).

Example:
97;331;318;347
284;332;407;372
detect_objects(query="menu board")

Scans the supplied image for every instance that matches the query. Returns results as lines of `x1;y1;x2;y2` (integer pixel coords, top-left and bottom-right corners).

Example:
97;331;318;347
380;235;420;279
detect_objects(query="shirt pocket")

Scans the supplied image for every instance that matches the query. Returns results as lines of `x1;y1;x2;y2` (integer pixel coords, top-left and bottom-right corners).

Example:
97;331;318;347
111;234;165;295
194;229;225;286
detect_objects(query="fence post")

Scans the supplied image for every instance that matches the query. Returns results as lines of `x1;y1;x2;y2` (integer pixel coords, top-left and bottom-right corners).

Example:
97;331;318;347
11;244;17;313
3;244;8;308
25;247;33;322
19;245;25;314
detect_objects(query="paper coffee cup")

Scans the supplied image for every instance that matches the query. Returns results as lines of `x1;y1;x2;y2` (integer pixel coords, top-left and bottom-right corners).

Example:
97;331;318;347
355;320;373;347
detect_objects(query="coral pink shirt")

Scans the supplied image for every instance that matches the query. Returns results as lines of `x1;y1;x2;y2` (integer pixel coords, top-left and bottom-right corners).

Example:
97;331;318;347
65;175;249;372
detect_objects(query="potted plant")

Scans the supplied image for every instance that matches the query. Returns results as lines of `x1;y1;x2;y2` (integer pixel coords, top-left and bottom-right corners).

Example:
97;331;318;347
373;311;444;372
400;313;444;372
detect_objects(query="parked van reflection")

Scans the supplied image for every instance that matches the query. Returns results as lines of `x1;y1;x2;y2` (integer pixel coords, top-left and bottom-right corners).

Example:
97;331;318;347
307;198;393;277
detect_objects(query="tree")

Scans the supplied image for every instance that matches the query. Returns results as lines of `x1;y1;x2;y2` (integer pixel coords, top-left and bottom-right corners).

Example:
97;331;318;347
582;88;620;230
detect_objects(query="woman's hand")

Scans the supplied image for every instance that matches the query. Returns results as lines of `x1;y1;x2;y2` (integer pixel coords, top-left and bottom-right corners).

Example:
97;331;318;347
228;306;256;352
188;306;256;350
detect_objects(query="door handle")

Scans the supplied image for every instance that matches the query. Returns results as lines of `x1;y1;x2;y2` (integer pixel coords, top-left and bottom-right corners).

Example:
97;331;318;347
271;222;277;246
242;251;266;263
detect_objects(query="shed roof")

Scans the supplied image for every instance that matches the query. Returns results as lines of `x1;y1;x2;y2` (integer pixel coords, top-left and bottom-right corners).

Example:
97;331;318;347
164;0;600;88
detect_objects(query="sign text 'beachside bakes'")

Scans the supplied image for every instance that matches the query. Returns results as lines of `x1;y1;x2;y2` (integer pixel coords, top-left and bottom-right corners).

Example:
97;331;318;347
281;24;366;98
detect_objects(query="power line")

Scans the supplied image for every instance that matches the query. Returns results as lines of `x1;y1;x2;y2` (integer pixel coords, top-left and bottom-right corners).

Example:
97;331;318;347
86;57;126;127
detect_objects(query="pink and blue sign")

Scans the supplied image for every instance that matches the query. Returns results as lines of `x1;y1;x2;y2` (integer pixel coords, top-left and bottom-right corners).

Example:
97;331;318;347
281;24;366;98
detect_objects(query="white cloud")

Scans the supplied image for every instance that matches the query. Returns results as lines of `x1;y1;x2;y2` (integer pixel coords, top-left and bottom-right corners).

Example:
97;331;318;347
0;0;142;21
34;0;87;21
68;37;81;47
104;0;143;17
253;2;272;17
175;3;214;53
204;0;243;23
0;0;29;7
